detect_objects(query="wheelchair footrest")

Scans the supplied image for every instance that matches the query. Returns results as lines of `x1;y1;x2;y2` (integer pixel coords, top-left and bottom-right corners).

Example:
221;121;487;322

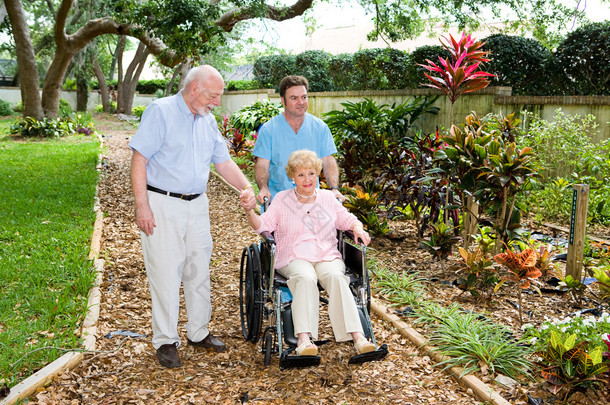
348;344;389;365
279;353;321;369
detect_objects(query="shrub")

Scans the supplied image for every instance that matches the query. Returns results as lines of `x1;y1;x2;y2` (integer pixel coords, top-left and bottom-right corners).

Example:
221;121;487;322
329;53;356;91
353;48;411;90
226;80;261;91
59;98;73;118
10;117;76;138
229;99;283;137
295;50;333;92
253;54;296;91
132;105;146;119
0;99;14;116
405;45;451;88
553;21;610;95
482;34;552;96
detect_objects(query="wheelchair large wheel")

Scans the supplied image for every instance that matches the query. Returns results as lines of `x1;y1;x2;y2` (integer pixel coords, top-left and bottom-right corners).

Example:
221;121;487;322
239;243;263;343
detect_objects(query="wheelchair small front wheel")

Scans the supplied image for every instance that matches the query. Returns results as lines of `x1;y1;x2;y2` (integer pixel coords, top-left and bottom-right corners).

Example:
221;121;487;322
263;332;273;367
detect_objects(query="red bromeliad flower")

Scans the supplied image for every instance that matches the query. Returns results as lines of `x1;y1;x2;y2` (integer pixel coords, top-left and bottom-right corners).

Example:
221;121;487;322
419;32;495;104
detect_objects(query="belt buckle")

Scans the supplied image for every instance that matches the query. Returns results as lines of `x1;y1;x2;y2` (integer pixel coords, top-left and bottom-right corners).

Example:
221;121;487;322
179;194;188;200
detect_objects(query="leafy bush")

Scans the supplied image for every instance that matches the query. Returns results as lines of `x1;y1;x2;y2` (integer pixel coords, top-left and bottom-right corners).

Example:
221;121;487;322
136;79;178;95
253;54;296;91
226;80;261;91
553;21;610;95
132;105;146;119
352;48;411;90
295;50;333;92
10;117;76;138
329;53;356;91
228;99;283;137
95;101;117;113
482;34;552;96
59;98;73;118
0;99;14;116
404;45;451;88
519;109;600;179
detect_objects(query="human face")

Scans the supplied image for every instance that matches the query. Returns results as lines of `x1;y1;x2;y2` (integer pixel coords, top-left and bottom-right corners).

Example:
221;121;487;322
281;85;308;119
193;79;224;116
292;166;317;196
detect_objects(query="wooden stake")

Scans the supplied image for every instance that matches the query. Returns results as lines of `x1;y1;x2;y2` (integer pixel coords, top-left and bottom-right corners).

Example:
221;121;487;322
566;185;589;280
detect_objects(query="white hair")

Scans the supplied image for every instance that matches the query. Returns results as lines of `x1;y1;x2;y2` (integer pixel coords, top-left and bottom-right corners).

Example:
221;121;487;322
183;65;222;89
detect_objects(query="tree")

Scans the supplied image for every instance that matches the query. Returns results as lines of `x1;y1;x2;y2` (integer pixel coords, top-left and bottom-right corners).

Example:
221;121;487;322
361;0;597;49
5;0;316;118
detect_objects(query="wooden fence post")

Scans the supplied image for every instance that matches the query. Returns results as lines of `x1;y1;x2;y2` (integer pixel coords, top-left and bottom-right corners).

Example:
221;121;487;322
566;184;589;280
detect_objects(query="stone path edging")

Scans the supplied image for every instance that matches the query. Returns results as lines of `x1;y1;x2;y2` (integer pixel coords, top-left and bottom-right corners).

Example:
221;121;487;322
1;137;106;405
214;172;511;405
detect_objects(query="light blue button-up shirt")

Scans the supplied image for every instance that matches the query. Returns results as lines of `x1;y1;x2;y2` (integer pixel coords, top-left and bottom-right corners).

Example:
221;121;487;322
129;91;230;194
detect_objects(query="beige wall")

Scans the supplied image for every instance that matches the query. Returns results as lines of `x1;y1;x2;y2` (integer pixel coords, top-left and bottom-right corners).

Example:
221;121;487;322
220;87;610;142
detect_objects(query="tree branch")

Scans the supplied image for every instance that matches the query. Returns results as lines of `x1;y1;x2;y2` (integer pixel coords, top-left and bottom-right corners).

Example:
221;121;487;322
216;0;314;32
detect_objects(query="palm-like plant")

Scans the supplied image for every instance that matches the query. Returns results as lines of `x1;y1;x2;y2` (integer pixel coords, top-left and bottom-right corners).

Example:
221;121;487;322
419;32;495;126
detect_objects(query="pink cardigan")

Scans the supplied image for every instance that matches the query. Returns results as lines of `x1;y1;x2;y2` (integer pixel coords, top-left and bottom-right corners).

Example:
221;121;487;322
256;189;358;269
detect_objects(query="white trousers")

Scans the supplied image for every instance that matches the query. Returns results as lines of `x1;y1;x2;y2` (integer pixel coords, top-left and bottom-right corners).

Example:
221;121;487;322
140;191;213;349
277;258;363;342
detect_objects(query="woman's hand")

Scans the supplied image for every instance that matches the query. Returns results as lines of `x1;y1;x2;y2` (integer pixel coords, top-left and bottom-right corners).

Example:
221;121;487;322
352;224;371;246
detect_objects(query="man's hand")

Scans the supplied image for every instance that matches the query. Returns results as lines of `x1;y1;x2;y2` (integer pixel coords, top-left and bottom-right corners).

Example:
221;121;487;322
135;203;156;236
256;187;271;204
331;188;345;202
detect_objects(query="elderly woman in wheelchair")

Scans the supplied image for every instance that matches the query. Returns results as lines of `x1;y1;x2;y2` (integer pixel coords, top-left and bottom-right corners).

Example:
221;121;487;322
240;149;378;358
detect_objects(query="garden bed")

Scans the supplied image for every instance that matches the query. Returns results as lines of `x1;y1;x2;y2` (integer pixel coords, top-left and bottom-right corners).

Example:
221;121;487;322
370;217;610;404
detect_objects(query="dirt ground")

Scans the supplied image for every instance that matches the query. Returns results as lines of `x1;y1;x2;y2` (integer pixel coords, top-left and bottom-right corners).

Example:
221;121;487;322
27;116;483;404
24;114;610;404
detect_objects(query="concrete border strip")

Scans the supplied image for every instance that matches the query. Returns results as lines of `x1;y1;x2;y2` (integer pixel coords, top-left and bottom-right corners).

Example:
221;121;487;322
371;299;511;405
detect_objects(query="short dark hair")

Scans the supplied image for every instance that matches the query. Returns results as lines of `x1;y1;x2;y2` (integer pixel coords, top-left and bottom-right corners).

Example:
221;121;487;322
279;76;309;99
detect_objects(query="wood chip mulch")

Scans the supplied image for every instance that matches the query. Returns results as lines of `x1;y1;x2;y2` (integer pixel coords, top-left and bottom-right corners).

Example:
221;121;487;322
29;118;478;404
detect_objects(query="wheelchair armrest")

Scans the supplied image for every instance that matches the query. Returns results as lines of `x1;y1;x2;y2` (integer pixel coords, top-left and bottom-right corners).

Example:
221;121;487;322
342;229;355;241
261;231;275;245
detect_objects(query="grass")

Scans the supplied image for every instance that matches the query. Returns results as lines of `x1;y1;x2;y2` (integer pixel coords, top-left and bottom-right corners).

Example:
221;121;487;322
0;131;100;387
368;255;533;381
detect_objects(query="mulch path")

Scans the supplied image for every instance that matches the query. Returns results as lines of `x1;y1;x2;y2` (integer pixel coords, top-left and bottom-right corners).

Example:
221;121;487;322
29;117;478;404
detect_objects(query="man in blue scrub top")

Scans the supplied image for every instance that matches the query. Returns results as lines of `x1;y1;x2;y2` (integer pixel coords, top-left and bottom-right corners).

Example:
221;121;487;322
253;75;343;202
129;65;256;368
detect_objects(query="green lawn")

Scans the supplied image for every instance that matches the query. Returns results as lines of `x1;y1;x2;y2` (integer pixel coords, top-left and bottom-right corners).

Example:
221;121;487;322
0;132;100;387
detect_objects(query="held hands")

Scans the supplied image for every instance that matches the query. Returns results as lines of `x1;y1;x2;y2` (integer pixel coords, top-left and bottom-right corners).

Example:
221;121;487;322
240;185;257;211
352;225;371;246
331;188;345;202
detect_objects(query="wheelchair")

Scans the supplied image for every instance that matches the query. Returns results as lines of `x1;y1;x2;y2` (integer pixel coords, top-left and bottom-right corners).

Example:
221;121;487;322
239;226;388;369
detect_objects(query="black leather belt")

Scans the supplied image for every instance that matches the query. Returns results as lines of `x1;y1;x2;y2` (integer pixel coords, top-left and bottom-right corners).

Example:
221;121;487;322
147;185;202;201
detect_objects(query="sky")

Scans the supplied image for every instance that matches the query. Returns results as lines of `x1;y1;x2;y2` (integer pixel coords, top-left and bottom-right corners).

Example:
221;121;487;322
250;0;610;53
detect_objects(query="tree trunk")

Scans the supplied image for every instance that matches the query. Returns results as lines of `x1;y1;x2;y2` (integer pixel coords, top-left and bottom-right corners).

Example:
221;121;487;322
91;56;110;112
4;0;43;120
76;72;88;112
165;63;183;96
116;36;126;113
117;41;150;114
